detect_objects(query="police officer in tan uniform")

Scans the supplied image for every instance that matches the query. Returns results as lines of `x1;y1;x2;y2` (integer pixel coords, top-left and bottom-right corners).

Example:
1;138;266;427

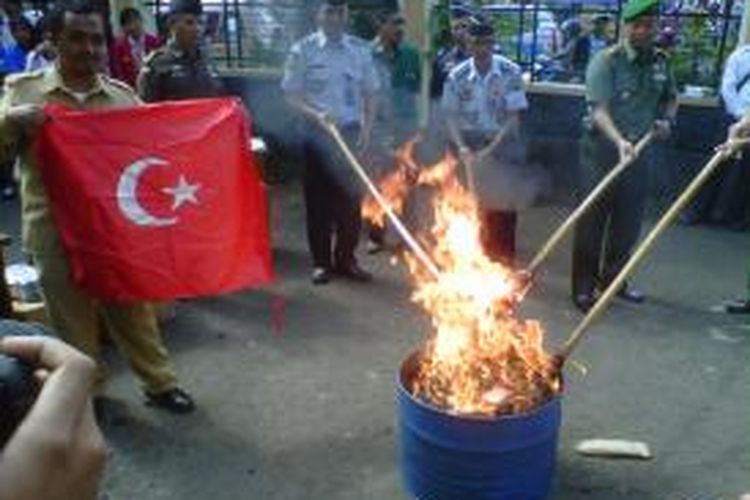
0;0;194;413
137;0;222;102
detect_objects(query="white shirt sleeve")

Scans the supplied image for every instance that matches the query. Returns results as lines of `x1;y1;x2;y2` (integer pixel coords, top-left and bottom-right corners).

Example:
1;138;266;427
441;73;460;116
721;51;744;120
281;42;305;94
360;48;380;95
504;67;528;112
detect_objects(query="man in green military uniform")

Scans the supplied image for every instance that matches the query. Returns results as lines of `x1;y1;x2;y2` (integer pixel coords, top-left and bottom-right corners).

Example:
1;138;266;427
367;7;421;253
137;0;223;102
370;7;421;150
0;0;194;413
572;0;678;312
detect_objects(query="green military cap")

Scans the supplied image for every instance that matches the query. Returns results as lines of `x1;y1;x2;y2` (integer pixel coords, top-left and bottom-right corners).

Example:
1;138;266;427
168;0;202;16
622;0;659;22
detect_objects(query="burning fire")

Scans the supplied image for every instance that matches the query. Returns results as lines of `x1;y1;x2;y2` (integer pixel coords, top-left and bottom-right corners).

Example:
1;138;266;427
363;141;560;417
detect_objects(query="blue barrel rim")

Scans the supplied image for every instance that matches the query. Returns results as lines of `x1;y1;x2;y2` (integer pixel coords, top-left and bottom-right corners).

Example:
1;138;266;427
397;349;563;423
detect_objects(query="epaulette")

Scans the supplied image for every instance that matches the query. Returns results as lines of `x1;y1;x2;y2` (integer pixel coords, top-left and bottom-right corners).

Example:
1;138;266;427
101;74;135;93
3;69;45;88
297;33;320;51
653;47;670;61
450;58;472;80
142;47;168;67
495;54;520;73
345;34;370;49
601;45;619;59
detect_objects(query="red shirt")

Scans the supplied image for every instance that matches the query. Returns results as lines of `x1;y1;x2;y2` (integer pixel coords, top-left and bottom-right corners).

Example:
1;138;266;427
110;33;161;88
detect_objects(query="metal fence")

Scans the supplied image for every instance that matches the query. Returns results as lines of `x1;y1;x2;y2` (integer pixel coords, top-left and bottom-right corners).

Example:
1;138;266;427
136;0;740;94
475;0;741;94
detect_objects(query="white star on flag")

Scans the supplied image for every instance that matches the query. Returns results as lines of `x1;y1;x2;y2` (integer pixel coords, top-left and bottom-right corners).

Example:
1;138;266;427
163;175;201;210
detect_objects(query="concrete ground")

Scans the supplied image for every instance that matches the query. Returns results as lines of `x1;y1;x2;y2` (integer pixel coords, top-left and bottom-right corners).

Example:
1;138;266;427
1;183;749;500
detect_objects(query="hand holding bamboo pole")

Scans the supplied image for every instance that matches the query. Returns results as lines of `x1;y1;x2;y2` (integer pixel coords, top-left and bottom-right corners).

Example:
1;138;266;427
526;132;654;275
321;120;442;280
556;144;737;363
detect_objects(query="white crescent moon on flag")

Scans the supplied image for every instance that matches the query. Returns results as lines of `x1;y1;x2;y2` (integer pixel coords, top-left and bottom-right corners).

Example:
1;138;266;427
116;157;179;227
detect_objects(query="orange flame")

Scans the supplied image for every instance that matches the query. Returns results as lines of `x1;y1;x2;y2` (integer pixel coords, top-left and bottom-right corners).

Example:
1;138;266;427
361;138;420;229
364;140;560;417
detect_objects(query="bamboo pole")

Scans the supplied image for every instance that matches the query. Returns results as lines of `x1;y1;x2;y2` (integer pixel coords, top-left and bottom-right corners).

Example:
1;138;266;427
739;0;750;46
418;0;435;131
526;132;654;275
557;145;736;362
463;155;478;195
322;121;442;279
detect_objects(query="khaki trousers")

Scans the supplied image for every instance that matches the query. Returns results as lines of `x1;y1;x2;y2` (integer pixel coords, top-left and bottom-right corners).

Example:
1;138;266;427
34;252;178;393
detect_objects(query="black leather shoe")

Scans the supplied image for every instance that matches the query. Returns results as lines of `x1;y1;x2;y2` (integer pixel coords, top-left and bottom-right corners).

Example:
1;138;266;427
617;287;645;304
333;262;373;282
311;267;330;285
573;293;596;313
366;240;385;255
93;396;109;424
145;387;195;414
724;299;750;314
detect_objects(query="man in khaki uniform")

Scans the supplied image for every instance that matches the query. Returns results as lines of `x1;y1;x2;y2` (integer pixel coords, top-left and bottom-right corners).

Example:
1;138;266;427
0;0;194;413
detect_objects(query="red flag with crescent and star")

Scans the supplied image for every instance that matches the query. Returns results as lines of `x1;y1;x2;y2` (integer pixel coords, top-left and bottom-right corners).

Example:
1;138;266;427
34;98;274;302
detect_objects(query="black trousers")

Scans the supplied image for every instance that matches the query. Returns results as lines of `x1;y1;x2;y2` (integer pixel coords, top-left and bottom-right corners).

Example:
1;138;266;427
302;125;362;270
687;114;750;226
481;210;517;265
572;135;648;297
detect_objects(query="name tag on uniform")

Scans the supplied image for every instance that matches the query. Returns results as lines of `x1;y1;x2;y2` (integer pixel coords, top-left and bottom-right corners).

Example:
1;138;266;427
459;86;473;101
489;79;505;100
168;65;189;79
306;63;328;94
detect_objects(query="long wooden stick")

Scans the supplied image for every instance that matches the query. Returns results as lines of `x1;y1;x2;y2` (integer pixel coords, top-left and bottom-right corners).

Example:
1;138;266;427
322;121;442;279
464;156;478;195
527;132;654;274
557;146;733;361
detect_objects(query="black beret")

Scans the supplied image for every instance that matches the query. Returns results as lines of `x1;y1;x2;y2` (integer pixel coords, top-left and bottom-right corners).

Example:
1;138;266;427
450;5;473;19
169;0;202;16
468;22;495;38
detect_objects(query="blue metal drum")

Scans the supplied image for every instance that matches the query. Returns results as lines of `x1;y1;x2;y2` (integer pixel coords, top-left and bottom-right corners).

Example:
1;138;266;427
397;351;562;500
